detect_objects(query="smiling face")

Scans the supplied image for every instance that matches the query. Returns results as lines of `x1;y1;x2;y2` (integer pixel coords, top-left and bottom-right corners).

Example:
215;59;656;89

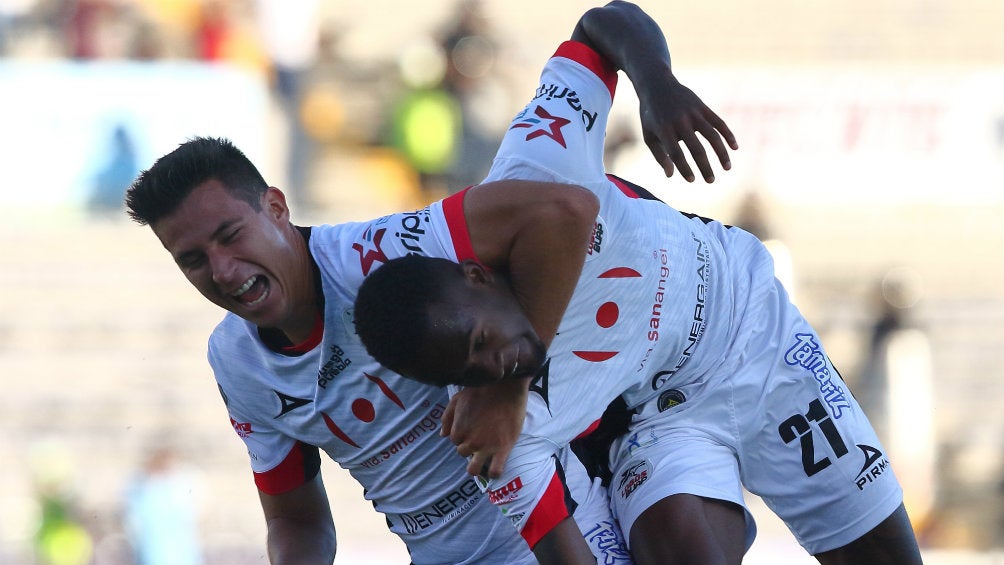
402;262;548;387
151;179;315;338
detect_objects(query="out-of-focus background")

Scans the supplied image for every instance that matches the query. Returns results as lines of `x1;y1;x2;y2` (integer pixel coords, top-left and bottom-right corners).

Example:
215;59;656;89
1;0;1002;564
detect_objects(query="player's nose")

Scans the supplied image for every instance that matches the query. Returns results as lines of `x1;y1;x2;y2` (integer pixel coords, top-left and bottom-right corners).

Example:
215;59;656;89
208;249;238;286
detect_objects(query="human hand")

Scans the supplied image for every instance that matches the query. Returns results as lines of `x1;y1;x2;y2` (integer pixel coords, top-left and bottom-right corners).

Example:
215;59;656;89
638;77;738;183
441;378;529;477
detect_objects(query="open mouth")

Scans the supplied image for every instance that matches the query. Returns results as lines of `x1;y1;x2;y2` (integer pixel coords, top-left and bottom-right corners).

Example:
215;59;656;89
232;275;269;306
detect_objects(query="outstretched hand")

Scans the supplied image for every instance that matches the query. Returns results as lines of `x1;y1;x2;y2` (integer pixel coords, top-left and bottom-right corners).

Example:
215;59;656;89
441;378;530;478
638;77;738;183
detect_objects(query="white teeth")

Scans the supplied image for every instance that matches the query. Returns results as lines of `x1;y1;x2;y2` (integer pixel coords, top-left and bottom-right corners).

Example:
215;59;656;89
232;276;256;297
245;288;268;306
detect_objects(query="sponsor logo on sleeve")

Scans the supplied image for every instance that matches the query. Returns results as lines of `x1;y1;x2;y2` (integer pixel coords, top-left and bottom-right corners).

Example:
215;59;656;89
511;105;571;147
393;209;431;253
352;226;389;275
530;82;600;132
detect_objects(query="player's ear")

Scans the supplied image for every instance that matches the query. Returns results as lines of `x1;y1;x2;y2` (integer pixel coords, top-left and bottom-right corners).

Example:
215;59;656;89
460;259;493;285
262;186;290;222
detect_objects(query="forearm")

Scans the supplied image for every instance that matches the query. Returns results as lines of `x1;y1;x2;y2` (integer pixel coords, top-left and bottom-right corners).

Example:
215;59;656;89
572;1;674;88
266;517;336;565
532;517;597;565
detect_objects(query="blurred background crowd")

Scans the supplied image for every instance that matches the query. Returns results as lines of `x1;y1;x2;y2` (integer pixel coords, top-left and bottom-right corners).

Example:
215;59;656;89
1;0;1002;564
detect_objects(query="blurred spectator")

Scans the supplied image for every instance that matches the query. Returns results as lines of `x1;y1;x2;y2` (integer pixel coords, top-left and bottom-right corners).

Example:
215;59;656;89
193;0;265;69
87;122;139;217
124;445;204;565
436;0;506;194
60;0;159;60
389;37;459;197
732;189;797;300
254;0;321;208
856;269;936;536
30;440;93;565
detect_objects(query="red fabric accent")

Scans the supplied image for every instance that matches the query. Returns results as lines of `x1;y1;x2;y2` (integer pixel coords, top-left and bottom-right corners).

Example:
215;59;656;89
279;312;323;355
575;418;602;440
521;472;571;549
608;174;640;198
442;188;480;262
553;41;619;101
598;266;642;278
254;442;307;495
573;350;619;362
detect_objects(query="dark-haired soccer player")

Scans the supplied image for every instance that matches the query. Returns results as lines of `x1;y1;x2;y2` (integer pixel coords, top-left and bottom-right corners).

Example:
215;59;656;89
353;3;924;565
125;3;741;563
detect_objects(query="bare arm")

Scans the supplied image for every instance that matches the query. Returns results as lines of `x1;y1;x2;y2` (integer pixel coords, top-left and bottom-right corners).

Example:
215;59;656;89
532;517;598;565
464;179;599;348
259;474;336;565
443;180;599;477
573;1;738;182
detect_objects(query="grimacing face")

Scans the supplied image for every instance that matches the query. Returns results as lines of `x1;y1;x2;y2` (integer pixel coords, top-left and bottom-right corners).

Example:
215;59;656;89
403;264;548;388
151;179;309;333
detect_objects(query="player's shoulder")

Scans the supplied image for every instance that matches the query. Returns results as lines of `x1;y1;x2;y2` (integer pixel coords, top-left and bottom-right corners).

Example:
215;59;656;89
208;313;260;360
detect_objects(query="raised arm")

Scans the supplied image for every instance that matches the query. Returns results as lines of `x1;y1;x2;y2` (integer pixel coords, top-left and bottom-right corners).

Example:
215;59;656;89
440;180;599;478
464;179;600;348
259;474;336;565
572;1;738;183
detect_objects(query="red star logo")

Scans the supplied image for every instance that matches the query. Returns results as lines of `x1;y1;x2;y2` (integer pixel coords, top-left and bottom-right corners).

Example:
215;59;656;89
511;105;571;148
353;227;388;276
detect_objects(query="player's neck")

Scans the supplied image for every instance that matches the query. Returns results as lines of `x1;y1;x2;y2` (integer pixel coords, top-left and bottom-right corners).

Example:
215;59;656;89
280;226;323;344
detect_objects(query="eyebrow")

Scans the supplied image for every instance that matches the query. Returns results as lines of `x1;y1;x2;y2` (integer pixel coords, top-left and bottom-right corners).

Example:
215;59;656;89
174;218;240;264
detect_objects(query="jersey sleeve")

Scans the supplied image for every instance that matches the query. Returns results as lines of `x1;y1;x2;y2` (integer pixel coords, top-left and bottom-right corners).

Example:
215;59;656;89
209;333;321;495
482;40;619;191
479;453;572;549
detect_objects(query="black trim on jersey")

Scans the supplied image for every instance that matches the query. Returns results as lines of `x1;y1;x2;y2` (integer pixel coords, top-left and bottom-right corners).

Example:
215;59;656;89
609;173;735;229
569;396;633;488
607;173;665;203
553;454;579;517
302;442;322;482
680;209;734;229
258;226;326;355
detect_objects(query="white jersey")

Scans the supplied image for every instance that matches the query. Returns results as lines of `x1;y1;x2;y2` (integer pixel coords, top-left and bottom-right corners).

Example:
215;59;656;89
487;41;903;557
210;221;535;564
463;40;774;544
207;40;645;565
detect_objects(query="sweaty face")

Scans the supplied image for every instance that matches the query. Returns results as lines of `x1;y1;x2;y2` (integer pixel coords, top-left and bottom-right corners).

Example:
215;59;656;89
151;180;309;333
406;278;548;387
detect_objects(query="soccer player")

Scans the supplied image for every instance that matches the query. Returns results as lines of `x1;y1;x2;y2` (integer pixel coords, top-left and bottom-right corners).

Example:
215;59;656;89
353;3;925;565
124;3;736;563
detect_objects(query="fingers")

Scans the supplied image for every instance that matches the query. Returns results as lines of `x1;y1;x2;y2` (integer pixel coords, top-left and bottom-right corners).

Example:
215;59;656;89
440;397;456;437
652;120;737;184
466;452;491;476
679;130;713;183
644;133;682;180
486;445;512;479
705;107;739;151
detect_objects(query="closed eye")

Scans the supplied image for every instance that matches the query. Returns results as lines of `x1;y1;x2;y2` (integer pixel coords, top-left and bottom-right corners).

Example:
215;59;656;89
220;228;240;244
176;252;205;270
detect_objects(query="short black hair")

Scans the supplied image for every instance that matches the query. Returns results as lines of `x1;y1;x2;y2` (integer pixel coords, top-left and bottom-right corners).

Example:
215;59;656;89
354;255;463;385
125;137;269;226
